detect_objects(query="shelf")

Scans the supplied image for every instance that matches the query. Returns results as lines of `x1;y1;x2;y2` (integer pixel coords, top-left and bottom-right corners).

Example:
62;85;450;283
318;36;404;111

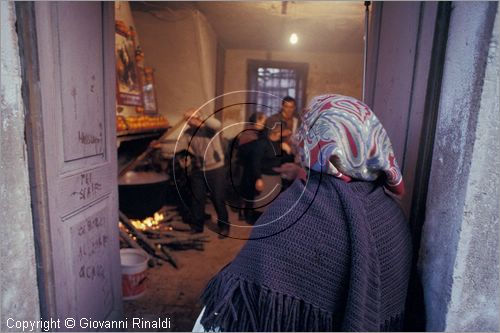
116;127;170;144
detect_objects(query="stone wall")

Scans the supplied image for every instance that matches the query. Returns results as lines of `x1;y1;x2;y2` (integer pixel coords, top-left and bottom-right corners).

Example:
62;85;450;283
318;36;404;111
0;2;41;331
418;2;499;331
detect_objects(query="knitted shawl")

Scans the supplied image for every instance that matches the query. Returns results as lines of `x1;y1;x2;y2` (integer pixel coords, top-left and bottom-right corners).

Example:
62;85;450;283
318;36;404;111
200;172;412;331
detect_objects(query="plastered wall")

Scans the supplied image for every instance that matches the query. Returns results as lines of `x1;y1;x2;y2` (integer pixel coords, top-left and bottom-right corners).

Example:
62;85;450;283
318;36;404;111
221;48;362;138
131;5;218;140
445;8;499;330
418;2;499;331
129;2;363;141
0;2;41;330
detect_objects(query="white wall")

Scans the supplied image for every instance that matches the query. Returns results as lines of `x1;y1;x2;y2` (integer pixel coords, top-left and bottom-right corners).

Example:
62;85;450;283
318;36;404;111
131;6;218;140
128;3;363;141
0;2;41;330
221;48;362;138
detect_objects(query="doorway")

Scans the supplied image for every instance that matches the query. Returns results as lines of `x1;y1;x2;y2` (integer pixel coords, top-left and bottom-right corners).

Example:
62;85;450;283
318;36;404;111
16;1;122;324
14;1;436;331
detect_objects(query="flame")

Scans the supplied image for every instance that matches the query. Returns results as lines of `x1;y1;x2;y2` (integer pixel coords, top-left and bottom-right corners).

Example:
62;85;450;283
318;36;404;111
130;212;164;231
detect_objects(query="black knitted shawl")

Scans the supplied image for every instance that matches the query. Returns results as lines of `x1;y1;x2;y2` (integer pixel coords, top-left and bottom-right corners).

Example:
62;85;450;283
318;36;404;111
200;172;412;331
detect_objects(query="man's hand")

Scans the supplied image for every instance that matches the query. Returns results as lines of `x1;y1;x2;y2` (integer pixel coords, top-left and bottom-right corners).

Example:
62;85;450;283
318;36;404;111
273;163;305;181
149;140;161;149
282;129;292;138
281;142;292;155
184;109;203;128
255;178;265;192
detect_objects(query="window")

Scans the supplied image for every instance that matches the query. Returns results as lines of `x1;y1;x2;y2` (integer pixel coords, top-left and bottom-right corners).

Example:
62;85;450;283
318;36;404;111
247;60;308;117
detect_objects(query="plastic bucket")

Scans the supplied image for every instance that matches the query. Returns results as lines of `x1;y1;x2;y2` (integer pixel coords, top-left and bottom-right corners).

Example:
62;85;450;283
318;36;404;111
120;249;149;300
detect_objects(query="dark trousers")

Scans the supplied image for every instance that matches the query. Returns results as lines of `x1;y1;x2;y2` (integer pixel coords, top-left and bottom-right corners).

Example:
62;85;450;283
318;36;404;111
240;166;257;203
191;166;229;231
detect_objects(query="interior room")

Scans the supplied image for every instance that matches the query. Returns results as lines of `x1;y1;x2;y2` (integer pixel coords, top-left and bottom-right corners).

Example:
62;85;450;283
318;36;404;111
3;1;498;332
115;1;365;330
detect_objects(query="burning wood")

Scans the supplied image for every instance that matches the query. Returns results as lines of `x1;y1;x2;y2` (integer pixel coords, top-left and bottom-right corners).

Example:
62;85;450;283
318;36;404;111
118;207;209;269
130;212;166;231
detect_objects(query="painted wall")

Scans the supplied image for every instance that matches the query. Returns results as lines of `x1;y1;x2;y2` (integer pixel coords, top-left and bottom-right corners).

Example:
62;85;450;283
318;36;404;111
131;5;218;140
418;2;499;331
130;3;362;141
0;2;41;330
221;48;362;138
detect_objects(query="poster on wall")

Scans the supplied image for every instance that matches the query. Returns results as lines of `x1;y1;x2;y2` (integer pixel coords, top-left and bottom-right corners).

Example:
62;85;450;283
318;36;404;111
142;67;158;115
115;21;143;107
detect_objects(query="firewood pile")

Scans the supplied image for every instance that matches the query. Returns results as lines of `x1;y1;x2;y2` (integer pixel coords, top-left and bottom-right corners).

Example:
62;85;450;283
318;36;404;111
118;206;209;268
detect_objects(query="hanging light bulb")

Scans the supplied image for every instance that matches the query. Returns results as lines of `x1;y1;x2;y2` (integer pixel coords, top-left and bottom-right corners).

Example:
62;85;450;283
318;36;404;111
289;33;298;45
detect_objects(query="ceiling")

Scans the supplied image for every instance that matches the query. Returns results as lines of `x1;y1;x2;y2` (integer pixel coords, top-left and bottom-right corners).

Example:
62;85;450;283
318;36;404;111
131;1;365;53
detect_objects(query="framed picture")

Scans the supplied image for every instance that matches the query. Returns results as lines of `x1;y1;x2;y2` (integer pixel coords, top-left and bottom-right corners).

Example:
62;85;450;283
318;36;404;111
142;67;158;115
115;22;143;107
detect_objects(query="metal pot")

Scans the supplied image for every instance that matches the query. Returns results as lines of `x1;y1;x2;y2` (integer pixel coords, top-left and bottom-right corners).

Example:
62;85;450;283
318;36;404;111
118;171;168;219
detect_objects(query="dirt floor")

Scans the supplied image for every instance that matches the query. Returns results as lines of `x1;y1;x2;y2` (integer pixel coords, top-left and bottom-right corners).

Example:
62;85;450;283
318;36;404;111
122;204;252;332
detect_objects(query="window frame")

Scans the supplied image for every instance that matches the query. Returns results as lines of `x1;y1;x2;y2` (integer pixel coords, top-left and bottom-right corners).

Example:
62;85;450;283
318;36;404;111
246;59;308;119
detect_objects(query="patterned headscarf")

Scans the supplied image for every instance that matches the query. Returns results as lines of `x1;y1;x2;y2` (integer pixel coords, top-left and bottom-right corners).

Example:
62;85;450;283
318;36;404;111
295;94;404;195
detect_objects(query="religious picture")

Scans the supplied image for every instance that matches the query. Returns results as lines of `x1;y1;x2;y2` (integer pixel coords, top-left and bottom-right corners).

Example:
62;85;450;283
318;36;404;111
115;21;143;106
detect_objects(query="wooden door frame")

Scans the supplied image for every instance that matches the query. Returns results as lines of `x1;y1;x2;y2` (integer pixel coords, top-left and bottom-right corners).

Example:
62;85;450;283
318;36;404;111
364;2;452;330
15;2;117;320
405;2;452;330
15;1;56;320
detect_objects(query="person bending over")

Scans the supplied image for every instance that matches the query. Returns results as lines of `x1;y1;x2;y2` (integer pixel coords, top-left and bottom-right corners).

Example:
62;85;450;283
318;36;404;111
181;108;229;237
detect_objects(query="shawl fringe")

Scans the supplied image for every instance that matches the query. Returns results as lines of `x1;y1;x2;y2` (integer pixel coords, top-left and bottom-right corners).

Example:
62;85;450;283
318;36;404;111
200;271;338;332
200;270;406;332
380;314;405;332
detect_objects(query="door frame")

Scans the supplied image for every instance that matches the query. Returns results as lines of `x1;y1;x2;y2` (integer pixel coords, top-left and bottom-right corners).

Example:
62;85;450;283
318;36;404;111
406;2;452;330
15;1;57;320
15;2;117;320
364;2;453;330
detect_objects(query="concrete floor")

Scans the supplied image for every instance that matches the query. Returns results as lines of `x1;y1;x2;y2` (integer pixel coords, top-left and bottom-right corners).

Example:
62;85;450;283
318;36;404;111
122;205;252;332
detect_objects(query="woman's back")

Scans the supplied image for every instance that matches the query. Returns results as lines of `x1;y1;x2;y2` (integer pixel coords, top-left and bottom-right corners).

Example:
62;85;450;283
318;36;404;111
200;173;412;331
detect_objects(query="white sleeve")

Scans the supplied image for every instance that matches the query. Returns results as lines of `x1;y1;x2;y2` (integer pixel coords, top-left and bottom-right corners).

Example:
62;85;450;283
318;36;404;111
192;307;221;332
204;117;222;131
192;307;207;332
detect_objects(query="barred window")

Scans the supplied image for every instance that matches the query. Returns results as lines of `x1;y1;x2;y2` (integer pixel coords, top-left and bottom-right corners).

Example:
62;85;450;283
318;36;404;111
247;60;308;118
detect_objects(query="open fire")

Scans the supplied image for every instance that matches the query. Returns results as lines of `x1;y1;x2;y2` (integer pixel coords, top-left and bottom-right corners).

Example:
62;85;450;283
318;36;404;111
130;212;166;231
118;207;209;268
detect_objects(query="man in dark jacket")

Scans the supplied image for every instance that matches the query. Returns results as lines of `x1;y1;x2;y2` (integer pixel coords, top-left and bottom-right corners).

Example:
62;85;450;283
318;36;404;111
265;95;299;144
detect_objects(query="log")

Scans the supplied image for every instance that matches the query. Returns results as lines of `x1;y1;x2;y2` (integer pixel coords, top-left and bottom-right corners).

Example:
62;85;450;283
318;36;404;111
151;235;209;244
160;246;178;268
163;240;204;251
119;210;178;268
119;228;144;252
167;221;192;232
118;118;187;177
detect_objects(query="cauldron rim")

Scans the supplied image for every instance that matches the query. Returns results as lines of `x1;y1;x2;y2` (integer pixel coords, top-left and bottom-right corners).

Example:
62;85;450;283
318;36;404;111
118;171;168;185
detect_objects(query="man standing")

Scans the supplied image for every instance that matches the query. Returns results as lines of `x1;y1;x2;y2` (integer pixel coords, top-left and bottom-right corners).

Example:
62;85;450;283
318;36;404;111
181;108;229;237
265;96;299;144
265;96;299;190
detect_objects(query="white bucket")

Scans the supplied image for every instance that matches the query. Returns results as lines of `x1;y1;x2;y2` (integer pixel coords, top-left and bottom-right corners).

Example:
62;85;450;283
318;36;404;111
120;248;149;300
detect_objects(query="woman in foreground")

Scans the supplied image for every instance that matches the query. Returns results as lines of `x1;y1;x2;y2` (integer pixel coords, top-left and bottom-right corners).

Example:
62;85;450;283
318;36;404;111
194;94;412;332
